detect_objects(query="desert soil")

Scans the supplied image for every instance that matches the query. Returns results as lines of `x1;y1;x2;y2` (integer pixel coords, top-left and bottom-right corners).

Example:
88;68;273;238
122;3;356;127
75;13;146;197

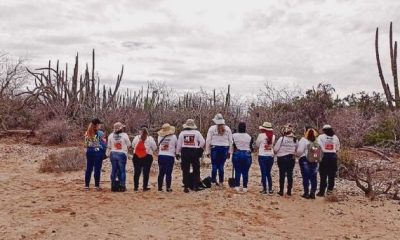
1;139;400;240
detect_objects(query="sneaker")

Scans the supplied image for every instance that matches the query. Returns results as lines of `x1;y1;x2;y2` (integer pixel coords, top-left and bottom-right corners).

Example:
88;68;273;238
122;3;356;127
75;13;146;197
278;191;284;196
84;186;89;191
326;190;333;195
143;187;151;192
243;188;248;193
309;193;316;199
260;190;267;194
120;186;127;192
268;190;274;195
235;187;240;192
134;188;139;192
166;188;173;192
184;188;190;193
158;188;163;192
287;190;292;196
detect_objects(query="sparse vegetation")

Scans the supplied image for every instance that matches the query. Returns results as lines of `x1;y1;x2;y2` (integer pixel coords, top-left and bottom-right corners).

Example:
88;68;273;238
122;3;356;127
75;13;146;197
39;148;85;173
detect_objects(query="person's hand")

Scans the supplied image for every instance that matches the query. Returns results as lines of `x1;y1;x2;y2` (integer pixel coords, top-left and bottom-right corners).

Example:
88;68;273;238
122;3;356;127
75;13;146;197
175;154;181;160
227;152;231;159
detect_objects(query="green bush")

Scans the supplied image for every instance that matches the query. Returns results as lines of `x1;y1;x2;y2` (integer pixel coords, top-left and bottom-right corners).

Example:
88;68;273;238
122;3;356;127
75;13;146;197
363;119;396;145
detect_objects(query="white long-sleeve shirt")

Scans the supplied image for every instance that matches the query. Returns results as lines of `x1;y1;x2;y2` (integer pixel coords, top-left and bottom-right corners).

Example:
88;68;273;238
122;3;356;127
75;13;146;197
205;125;233;154
255;133;276;156
107;132;131;155
317;134;340;153
176;129;205;154
158;135;177;157
273;136;297;157
232;133;252;151
296;137;309;158
132;135;158;155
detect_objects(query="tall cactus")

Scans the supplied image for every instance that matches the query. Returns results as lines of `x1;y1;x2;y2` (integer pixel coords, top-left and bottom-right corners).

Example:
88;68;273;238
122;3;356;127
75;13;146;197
375;22;399;110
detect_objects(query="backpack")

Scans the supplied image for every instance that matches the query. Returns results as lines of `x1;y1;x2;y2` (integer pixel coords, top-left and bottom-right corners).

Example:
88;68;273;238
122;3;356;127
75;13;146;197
306;141;323;163
135;139;147;158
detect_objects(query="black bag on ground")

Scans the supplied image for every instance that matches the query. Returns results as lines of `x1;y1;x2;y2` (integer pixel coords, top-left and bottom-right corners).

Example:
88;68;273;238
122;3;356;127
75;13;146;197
228;167;235;188
201;177;212;188
111;180;121;192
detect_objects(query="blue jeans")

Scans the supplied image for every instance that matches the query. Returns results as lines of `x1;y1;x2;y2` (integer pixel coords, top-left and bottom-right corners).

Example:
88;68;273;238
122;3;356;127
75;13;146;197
258;156;274;191
158;155;175;189
232;150;252;188
211;146;229;183
110;152;127;187
299;157;318;195
85;148;104;187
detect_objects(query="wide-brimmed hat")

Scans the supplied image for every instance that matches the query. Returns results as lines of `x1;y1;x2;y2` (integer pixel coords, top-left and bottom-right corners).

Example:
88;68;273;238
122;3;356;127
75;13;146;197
259;122;273;131
322;124;332;130
183;119;197;129
212;113;225;125
158;123;176;137
113;122;125;132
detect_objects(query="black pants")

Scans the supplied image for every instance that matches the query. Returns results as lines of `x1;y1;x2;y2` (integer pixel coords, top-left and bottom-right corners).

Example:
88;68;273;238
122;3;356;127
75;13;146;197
277;155;295;193
181;148;201;189
319;153;338;193
133;154;153;189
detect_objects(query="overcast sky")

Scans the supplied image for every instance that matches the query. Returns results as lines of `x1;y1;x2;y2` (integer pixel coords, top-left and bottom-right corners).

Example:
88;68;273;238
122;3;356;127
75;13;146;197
1;0;400;97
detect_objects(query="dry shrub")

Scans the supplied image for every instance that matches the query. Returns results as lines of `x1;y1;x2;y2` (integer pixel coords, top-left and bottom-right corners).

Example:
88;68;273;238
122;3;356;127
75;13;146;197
37;119;77;145
325;192;348;202
39;148;85;173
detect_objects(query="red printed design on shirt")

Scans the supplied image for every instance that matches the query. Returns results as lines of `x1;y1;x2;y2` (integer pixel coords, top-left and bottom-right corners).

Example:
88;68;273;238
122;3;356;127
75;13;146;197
264;143;272;150
161;143;169;151
325;143;334;150
114;141;122;150
183;135;195;146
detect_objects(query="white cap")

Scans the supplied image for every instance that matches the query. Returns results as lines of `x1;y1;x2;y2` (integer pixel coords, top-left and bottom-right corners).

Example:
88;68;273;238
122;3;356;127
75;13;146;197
322;124;332;130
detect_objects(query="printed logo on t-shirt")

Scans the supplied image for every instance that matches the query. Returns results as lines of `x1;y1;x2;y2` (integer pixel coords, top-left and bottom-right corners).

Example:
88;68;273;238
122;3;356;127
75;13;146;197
264;143;272;151
183;134;195;146
114;141;122;150
160;138;171;151
324;137;334;150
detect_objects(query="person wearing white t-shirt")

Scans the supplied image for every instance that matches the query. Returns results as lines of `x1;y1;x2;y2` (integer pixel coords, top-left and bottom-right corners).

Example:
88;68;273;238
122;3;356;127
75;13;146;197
255;122;275;195
205;113;233;186
296;126;319;199
157;123;177;192
273;124;297;196
317;124;341;197
107;122;131;192
176;119;205;193
232;122;253;193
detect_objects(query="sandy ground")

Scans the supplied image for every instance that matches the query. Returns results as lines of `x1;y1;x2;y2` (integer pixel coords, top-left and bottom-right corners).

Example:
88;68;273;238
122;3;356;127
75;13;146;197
1;140;400;240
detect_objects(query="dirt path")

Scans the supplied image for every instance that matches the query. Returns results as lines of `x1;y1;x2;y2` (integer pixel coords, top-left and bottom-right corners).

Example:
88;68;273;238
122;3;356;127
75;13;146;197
1;142;399;240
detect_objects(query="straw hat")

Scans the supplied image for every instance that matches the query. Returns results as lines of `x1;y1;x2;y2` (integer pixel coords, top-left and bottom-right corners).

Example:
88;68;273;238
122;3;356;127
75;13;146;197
183;119;197;129
158;123;176;137
212;113;225;125
322;124;332;130
259;122;273;131
113;122;125;132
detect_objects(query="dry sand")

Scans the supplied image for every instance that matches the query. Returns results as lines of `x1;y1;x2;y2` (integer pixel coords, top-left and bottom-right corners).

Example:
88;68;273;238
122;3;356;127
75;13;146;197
1;140;400;240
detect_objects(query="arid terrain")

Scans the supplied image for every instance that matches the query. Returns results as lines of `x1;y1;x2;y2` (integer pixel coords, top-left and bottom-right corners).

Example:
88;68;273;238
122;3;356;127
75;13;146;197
1;139;400;240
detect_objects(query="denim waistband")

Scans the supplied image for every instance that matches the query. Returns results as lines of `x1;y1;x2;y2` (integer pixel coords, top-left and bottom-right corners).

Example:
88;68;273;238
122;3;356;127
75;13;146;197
234;150;251;153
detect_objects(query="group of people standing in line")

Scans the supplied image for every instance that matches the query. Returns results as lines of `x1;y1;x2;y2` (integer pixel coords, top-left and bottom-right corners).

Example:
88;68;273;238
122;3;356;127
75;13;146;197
84;113;340;199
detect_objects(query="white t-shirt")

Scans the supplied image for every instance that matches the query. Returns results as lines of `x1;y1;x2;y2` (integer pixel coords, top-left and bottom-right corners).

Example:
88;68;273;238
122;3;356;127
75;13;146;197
176;130;205;154
232;133;252;151
158;135;177;157
132;136;158;155
256;133;276;156
206;125;233;153
273;136;297;157
317;134;340;153
296;137;309;158
107;132;131;155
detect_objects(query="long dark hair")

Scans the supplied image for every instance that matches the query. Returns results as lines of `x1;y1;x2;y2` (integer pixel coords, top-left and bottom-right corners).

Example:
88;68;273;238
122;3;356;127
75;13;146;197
305;129;316;142
238;122;246;133
261;129;274;145
323;128;335;137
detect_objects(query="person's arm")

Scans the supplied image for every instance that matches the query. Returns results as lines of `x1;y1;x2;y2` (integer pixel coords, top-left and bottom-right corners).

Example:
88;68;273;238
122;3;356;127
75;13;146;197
335;136;341;152
150;137;158;153
176;133;183;155
124;133;131;148
227;127;233;154
273;137;282;154
131;136;138;154
106;135;112;156
296;139;306;157
255;134;262;148
198;131;206;148
205;127;213;154
249;136;254;152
